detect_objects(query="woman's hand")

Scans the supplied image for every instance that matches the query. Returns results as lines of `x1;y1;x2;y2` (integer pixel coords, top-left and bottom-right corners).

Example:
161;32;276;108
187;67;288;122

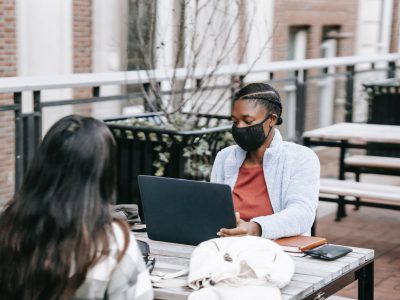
218;212;261;237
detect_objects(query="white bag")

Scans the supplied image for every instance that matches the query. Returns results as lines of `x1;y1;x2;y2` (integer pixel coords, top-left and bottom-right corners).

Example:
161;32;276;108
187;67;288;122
188;236;295;300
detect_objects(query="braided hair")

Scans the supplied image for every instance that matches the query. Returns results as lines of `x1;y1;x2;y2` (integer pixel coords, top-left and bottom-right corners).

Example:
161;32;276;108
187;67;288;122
233;83;283;125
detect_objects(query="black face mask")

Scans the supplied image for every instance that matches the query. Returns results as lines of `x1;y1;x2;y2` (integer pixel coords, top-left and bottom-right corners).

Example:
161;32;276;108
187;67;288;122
231;114;272;152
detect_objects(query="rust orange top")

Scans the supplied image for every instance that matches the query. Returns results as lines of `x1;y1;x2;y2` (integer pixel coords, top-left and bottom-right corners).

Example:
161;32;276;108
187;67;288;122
232;165;274;221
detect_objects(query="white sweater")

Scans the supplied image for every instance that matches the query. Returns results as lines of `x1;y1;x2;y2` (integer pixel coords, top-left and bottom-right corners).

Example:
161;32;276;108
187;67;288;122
73;223;153;300
210;129;320;239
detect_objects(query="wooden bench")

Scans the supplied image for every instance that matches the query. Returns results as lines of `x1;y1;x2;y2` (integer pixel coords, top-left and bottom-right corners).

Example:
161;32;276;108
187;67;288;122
313;179;400;234
344;155;400;178
320;178;400;204
344;155;400;209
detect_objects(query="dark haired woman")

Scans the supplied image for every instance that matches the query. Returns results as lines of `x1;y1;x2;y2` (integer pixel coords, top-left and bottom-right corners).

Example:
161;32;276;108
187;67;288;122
0;115;153;300
211;83;320;239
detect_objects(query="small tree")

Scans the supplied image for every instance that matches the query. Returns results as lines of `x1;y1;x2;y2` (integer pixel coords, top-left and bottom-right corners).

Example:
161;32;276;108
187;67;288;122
108;0;275;181
126;0;273;130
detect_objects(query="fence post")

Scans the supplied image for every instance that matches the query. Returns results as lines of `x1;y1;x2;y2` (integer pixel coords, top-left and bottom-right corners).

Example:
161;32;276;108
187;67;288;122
92;86;100;97
269;72;274;81
387;61;396;78
295;69;307;143
14;92;23;190
33;90;42;146
345;65;355;123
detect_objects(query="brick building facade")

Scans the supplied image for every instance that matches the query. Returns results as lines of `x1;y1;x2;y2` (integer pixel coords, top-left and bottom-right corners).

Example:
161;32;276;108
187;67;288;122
0;0;93;205
272;0;358;61
73;0;93;115
0;0;399;205
391;0;400;52
272;0;359;132
0;0;16;204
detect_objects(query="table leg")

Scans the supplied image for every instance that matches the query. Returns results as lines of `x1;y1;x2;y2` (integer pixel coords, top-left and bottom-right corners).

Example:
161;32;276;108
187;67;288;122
339;144;346;181
358;261;374;300
337;143;347;220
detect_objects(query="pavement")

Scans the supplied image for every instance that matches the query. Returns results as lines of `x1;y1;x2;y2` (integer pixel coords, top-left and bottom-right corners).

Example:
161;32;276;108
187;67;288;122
315;147;400;300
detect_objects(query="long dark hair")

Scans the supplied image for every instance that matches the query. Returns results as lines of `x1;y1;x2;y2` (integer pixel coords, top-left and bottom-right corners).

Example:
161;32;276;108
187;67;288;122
0;115;128;300
234;82;283;125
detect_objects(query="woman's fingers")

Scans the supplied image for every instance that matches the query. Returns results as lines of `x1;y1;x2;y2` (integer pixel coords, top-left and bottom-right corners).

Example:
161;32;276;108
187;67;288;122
218;227;247;237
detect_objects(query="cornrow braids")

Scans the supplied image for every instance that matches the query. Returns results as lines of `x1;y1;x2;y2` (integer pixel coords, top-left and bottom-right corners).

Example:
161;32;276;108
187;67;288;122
233;83;283;125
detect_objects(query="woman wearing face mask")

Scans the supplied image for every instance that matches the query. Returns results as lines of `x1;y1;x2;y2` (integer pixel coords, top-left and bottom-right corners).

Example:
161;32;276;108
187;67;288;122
211;83;320;239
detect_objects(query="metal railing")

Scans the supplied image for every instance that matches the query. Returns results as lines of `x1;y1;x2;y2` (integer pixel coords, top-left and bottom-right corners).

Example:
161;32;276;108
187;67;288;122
0;53;399;190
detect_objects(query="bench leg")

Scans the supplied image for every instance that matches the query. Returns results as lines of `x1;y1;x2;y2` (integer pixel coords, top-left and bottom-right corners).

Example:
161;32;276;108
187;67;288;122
354;172;361;211
336;196;347;221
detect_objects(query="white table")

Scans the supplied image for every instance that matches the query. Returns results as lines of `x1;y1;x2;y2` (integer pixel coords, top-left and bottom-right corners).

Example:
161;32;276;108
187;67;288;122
136;233;374;300
302;123;400;145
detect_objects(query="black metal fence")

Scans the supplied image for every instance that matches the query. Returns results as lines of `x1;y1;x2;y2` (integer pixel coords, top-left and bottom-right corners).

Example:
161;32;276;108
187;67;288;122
0;55;398;195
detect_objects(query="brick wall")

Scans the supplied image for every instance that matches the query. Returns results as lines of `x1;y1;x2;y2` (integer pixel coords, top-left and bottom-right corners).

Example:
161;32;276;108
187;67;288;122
73;0;93;115
390;0;399;53
0;0;17;206
271;0;359;131
272;0;358;61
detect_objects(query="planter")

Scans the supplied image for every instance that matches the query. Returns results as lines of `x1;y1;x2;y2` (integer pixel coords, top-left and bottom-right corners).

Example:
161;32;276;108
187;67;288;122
104;112;233;221
363;79;400;126
363;79;400;157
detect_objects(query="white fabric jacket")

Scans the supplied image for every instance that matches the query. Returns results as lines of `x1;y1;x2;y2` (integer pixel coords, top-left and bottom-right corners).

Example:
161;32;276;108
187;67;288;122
73;223;153;300
187;236;294;300
210;129;320;239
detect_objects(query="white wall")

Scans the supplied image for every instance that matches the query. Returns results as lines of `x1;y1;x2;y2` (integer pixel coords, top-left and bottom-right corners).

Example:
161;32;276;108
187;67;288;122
16;0;73;134
244;0;274;83
154;0;252;116
92;0;125;118
354;0;393;122
318;39;337;128
283;29;307;140
154;0;176;110
186;0;243;115
356;0;393;56
154;0;176;70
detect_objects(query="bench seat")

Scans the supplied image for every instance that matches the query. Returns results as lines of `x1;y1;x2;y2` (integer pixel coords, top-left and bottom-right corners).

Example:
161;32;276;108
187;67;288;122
313;178;400;234
345;155;400;169
344;155;400;176
320;178;400;202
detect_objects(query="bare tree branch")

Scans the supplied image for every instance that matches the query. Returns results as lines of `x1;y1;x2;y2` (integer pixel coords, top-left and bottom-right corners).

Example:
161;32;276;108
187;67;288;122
185;0;242;113
198;1;276;116
126;0;276;130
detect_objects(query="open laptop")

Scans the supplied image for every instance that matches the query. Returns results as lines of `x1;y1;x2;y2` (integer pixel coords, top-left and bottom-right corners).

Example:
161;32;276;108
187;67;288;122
137;175;236;245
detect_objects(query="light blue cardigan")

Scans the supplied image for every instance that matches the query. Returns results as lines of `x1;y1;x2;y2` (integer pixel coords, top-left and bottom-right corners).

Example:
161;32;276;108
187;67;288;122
210;129;320;239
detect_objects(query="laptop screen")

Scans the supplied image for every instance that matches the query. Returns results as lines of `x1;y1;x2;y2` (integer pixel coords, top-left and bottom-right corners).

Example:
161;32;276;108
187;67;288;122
138;175;236;245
